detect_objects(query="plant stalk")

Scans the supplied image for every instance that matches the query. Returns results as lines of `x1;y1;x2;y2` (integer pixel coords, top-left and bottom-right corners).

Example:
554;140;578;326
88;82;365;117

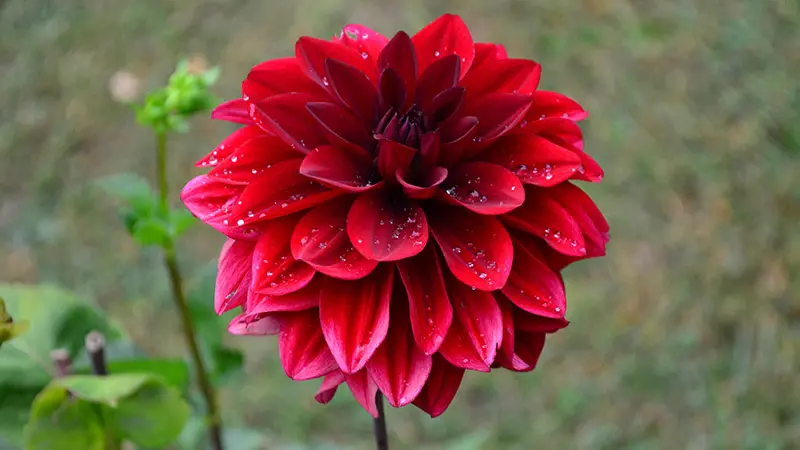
372;392;389;450
156;133;225;450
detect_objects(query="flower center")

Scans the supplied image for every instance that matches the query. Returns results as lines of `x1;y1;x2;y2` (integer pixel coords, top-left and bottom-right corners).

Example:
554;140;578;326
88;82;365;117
374;105;427;148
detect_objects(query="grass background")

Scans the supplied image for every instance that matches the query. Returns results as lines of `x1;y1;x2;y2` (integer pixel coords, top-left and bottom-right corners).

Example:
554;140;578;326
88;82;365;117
2;0;799;448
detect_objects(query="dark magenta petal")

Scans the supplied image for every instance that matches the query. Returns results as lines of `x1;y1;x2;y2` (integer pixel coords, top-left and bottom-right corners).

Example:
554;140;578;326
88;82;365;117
438;162;524;215
367;292;432;407
336;24;389;62
502;186;587;256
315;370;345;404
396;243;453;355
412;14;475;80
306;101;374;149
232;159;343;225
250;93;328;152
377;140;417;182
378;68;407;112
214;239;254;314
211;99;253;125
344;369;380;417
319;264;394;373
412;354;465;417
251;215;316;295
415;54;460;110
209;135;300;185
324;59;378;125
397;166;448;200
227;312;280;336
502;237;567;319
460;58;541;99
527;90;588;122
426;86;465;126
300;145;380;192
480;134;582;187
427;204;513;290
291;198;379;280
378;31;417;109
348;188;429;262
495;298;546;372
245;57;328;102
296;36;378;88
279;308;338;380
438;274;502;370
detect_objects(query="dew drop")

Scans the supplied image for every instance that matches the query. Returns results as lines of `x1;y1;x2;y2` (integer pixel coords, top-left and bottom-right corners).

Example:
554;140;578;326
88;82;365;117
434;50;441;57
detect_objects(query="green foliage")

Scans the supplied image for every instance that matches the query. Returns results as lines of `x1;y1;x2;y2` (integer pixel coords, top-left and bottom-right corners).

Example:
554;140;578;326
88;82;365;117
136;59;220;134
0;298;28;349
96;173;198;247
24;375;190;449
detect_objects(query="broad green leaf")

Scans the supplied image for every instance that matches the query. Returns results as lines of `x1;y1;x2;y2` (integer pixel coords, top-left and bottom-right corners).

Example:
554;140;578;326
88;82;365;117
24;385;105;450
56;374;151;406
95;173;156;216
0;388;39;447
131;216;171;246
105;358;190;391
103;378;191;447
170;207;197;237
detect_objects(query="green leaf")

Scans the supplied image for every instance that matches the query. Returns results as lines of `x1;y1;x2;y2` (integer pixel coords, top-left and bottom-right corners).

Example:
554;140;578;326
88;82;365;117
131;216;171;246
0;388;39;447
170;207;197;238
0;297;28;348
202;66;221;86
95;173;156;216
105;358;190;392
103;378;191;447
56;374;151;406
24;385;105;450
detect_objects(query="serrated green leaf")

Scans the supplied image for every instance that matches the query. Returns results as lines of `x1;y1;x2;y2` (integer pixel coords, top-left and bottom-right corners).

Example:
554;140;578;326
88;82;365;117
24;385;105;450
170;207;197;238
131;216;171;246
103;378;191;447
56;374;151;406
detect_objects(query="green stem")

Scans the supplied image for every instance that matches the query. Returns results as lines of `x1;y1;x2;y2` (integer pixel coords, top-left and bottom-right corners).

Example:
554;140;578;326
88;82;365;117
156;132;225;450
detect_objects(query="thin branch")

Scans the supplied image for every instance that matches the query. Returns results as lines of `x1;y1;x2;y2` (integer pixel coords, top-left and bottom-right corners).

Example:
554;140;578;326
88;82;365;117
372;392;389;450
50;349;71;378
85;331;108;376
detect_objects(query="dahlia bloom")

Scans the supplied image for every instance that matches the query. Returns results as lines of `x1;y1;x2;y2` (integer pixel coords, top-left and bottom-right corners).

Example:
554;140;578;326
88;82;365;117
182;14;608;417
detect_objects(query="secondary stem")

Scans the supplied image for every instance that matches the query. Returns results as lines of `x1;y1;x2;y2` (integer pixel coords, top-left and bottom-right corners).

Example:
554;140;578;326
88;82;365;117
372;392;389;450
156;133;225;450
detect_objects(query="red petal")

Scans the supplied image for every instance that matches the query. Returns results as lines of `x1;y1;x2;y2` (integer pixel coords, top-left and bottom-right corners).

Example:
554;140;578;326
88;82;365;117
291;198;379;280
300;145;379;192
460;58;541;99
325;59;378;125
427;205;513;290
427;86;465;125
367;292;432;407
211;99;253;125
438;274;502;370
315;371;345;404
378;31;417;109
517;117;584;149
251;215;316;295
306;101;374;149
548;182;609;257
215;239;254;314
567;145;604;182
514;330;546;370
527;90;588;122
296;36;379;88
209;135;300;185
501;237;567;319
465;93;532;143
438;162;524;215
412;14;474;80
396;243;453;355
245;57;328;102
397;166;448;200
412;354;465;417
471;43;508;69
348;188;429;262
344;370;380;417
502;186;586;256
182;175;258;240
250;93;328;153
279;309;338;380
232;159;343;225
377;140;417;182
246;281;320;313
196;126;264;168
514;305;569;333
481;134;582;187
336;24;389;62
227;312;280;336
497;296;516;363
319;264;394;373
415;54;460;110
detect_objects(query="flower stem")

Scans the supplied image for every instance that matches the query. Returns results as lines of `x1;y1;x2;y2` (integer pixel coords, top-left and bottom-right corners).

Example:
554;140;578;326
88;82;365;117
156;133;225;450
372;392;389;450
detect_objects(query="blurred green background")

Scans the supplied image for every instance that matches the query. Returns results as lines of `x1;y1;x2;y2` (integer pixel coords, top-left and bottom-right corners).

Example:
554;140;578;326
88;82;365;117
2;0;799;449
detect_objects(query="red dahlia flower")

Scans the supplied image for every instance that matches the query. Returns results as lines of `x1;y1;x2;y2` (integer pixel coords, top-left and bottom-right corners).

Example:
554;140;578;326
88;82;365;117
182;14;608;417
